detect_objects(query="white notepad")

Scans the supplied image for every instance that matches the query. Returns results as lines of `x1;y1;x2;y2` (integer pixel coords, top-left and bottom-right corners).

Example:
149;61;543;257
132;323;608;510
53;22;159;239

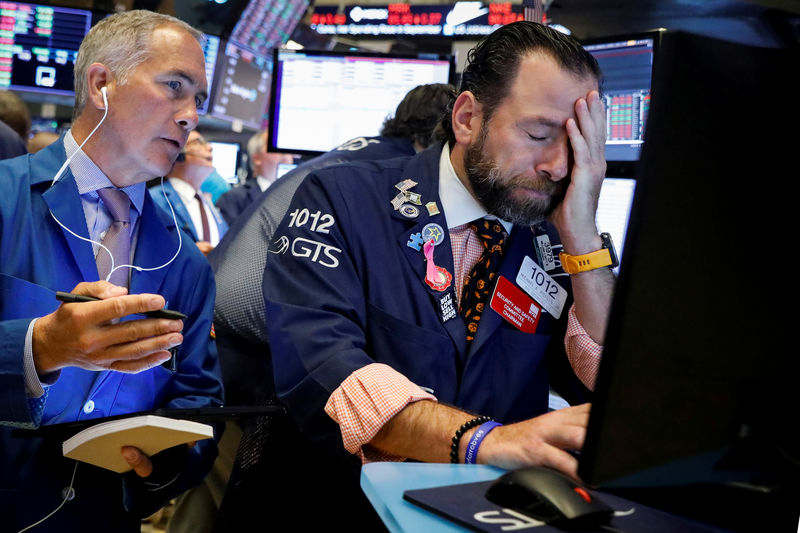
62;415;213;473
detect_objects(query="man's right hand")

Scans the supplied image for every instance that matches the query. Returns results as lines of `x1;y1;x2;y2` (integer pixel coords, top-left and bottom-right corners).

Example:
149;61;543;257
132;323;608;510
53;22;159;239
370;399;591;481
32;281;184;375
474;403;591;480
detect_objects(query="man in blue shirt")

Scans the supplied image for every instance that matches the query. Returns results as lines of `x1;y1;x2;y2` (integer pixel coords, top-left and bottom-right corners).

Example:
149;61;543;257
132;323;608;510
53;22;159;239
0;11;223;532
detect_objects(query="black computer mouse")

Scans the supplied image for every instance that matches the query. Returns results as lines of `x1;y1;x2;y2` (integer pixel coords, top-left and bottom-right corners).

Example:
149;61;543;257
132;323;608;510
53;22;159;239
485;466;613;529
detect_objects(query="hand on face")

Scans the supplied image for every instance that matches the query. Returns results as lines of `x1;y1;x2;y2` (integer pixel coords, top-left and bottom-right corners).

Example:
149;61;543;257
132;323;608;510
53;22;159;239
549;90;607;253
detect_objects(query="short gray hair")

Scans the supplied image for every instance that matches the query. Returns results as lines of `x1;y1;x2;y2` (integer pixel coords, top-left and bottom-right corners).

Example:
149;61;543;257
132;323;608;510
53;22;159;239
73;10;204;120
246;131;267;173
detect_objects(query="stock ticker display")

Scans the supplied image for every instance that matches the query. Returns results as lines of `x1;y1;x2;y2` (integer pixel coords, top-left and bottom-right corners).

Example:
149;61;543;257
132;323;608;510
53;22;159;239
0;2;92;95
229;0;309;58
584;36;656;162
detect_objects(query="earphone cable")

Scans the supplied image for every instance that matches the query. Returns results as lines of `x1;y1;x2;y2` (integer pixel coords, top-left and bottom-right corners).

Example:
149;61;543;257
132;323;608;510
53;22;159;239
17;461;79;533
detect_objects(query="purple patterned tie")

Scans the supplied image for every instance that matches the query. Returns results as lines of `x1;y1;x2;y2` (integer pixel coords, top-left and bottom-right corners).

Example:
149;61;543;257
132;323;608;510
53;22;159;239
96;187;132;288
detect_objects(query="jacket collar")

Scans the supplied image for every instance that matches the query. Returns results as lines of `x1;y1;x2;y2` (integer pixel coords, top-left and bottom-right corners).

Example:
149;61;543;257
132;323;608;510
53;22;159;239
34;136;182;295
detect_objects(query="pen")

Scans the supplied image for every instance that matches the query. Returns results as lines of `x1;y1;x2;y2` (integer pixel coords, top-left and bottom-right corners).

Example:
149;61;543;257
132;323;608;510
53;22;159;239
55;291;187;320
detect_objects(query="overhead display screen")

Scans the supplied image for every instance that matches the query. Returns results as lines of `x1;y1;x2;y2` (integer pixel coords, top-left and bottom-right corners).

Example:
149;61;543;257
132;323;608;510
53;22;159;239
0;2;92;96
583;34;659;162
209;40;272;131
229;0;309;56
309;2;523;37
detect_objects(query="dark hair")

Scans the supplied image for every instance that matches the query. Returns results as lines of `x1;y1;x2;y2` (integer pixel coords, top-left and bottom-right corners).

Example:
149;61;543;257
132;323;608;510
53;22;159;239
439;21;602;144
380;83;457;149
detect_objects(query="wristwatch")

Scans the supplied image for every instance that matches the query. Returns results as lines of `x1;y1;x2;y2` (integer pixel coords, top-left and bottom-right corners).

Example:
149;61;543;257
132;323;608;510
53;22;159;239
558;232;619;274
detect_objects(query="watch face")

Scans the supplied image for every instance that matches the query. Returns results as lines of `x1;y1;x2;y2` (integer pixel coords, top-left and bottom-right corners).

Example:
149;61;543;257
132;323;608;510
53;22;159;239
601;233;620;269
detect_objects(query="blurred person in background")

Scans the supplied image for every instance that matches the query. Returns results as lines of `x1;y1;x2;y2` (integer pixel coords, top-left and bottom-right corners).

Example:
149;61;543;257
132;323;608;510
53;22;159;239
27;131;60;154
151;130;228;256
215;130;293;225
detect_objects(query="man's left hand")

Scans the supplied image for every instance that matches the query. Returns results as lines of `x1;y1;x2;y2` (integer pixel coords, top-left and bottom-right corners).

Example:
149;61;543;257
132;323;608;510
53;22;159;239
121;446;154;477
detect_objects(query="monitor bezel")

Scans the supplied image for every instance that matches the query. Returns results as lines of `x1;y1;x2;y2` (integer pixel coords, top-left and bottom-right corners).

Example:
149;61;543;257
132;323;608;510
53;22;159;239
577;30;797;495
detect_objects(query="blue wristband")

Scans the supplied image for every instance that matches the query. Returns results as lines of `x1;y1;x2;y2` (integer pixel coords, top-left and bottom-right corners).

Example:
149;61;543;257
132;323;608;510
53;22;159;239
464;421;502;465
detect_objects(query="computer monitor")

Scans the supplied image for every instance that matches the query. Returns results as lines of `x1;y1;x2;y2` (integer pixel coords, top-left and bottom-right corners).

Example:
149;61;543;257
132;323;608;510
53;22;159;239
228;0;310;57
267;49;454;156
209;141;242;184
578;30;797;531
276;162;297;179
0;2;93;97
198;34;221;115
29;116;62;135
595;177;636;274
209;40;273;131
582;31;662;173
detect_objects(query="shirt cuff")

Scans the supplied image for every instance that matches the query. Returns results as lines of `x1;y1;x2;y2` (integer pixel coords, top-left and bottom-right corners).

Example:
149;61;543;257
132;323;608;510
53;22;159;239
325;363;437;464
23;318;59;398
564;304;603;390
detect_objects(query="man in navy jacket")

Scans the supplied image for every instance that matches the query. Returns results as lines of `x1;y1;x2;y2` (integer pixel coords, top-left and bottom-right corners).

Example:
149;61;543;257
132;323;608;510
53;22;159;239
0;11;223;532
262;22;614;527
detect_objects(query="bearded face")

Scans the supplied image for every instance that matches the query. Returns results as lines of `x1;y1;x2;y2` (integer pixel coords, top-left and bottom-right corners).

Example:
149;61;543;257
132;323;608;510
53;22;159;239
463;119;568;227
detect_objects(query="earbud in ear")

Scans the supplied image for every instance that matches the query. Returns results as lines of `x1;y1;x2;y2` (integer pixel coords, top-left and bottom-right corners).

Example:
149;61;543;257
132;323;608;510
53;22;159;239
100;86;108;109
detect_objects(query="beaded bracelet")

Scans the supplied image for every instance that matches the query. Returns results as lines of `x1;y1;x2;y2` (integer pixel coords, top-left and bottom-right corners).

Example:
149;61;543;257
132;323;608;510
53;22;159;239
450;415;492;464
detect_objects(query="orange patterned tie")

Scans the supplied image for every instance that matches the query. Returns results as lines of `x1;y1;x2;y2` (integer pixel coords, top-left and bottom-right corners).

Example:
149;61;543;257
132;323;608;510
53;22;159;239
459;218;507;342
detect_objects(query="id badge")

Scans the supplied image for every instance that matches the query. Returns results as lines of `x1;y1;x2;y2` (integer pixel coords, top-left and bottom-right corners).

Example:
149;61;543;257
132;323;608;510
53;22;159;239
516;256;567;319
534;233;557;272
490;276;541;334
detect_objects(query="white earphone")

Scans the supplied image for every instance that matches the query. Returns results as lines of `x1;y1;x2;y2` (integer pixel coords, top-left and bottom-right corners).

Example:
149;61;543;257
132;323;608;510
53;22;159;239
47;83;183;283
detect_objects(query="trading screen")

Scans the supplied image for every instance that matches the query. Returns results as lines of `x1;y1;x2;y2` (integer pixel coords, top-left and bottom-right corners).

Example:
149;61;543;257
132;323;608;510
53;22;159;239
270;50;452;154
584;37;655;162
198;34;221;115
209;40;272;131
229;0;309;57
0;2;92;95
595;177;637;272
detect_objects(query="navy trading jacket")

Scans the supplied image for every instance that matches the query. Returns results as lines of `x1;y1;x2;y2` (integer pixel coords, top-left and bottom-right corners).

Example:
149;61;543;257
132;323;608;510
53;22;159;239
263;143;589;454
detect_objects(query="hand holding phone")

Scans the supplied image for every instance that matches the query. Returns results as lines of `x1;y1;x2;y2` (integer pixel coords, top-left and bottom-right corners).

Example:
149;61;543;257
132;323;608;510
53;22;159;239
31;282;184;374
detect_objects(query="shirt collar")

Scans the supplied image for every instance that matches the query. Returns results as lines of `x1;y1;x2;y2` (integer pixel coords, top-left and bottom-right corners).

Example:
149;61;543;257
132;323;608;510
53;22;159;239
437;143;512;233
64;130;145;216
167;176;200;201
256;175;272;192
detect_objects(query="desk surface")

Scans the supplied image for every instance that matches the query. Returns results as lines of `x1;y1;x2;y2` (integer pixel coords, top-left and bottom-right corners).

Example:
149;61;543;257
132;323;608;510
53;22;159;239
361;462;505;533
360;462;731;533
